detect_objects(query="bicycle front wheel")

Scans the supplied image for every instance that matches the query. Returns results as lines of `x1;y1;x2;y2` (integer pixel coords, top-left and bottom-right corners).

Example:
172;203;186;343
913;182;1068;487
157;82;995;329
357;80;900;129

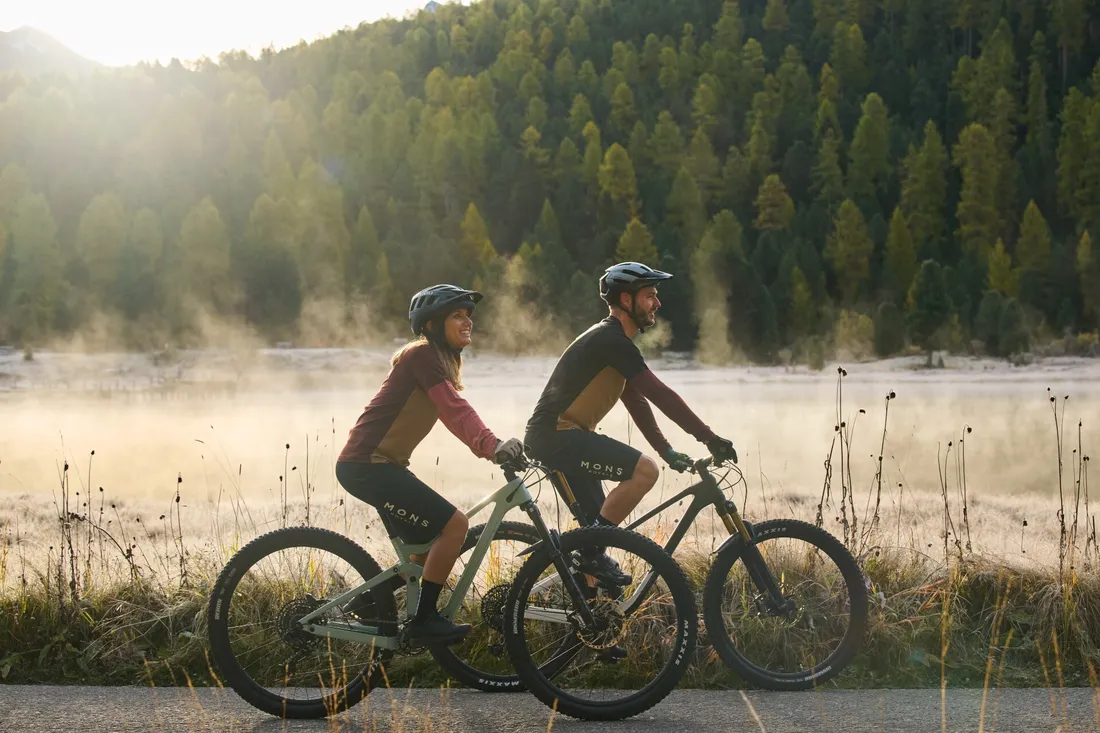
504;526;698;721
702;519;868;690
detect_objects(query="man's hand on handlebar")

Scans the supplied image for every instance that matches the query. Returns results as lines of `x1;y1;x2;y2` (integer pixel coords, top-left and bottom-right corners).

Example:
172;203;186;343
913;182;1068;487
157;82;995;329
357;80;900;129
662;447;694;473
706;436;738;465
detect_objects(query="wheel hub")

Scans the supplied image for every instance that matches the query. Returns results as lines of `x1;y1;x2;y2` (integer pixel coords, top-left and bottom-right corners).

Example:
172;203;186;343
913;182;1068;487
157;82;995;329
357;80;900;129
753;593;799;618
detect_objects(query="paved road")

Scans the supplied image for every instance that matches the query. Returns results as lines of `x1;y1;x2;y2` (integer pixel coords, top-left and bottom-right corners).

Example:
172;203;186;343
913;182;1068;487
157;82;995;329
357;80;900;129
0;685;1097;732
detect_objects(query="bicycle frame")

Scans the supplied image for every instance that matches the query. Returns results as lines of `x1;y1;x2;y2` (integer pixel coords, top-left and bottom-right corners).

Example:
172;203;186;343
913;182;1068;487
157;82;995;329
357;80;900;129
623;461;752;554
620;461;789;612
294;463;588;650
530;459;766;615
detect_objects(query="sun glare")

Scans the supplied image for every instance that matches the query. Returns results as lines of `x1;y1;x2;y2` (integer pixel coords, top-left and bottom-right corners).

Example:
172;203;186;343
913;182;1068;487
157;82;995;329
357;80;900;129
4;0;432;67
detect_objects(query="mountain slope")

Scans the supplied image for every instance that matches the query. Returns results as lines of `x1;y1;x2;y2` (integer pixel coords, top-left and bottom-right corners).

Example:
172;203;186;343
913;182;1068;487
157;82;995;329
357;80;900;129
0;27;99;76
1;1;1100;356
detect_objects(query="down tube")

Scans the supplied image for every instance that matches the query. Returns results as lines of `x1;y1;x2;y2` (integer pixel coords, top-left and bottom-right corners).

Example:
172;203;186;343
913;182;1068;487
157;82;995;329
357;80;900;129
440;480;528;619
526;493;709;600
619;496;711;617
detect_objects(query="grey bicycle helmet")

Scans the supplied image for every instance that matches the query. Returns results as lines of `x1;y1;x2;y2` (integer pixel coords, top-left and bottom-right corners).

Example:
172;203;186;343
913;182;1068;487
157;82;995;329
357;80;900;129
599;262;673;305
409;284;483;336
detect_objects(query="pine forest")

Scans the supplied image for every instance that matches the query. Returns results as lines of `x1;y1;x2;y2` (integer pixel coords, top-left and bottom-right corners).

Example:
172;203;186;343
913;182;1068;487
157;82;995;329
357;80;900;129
2;0;1100;363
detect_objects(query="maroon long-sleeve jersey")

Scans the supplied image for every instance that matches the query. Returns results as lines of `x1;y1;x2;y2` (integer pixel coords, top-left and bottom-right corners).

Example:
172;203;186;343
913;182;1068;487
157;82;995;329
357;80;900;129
339;343;499;465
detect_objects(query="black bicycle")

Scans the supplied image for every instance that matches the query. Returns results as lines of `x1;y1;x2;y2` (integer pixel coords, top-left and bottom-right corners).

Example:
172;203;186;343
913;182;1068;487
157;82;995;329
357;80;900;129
444;456;868;693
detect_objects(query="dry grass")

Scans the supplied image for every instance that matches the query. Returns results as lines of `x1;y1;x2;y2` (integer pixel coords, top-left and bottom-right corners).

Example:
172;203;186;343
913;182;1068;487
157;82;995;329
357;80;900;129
0;366;1096;710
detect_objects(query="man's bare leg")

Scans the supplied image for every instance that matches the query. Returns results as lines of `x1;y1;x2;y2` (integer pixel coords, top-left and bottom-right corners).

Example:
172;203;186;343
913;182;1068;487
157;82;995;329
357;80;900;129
598;455;659;525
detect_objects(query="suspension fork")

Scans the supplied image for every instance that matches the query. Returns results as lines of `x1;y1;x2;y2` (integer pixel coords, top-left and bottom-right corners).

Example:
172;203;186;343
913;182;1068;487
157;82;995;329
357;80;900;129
717;500;790;612
522;501;597;628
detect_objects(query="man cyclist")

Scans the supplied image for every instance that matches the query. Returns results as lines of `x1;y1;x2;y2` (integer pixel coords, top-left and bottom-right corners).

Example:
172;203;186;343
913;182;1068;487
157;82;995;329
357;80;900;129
524;261;739;587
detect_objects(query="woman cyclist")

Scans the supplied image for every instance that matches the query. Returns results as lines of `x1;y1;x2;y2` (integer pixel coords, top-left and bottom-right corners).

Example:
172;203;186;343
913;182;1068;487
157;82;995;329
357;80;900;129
335;284;524;644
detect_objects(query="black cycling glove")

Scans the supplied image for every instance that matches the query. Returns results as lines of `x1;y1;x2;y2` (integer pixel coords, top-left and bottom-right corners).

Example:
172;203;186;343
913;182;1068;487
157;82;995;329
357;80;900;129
706;436;738;464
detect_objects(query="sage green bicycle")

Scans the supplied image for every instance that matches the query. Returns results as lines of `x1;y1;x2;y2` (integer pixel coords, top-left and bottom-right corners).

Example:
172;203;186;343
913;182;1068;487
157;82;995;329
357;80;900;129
206;456;699;721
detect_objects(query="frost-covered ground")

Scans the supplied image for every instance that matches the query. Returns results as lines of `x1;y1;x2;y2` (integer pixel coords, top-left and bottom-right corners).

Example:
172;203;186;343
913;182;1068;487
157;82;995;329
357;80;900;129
1;346;1098;571
3;344;1100;392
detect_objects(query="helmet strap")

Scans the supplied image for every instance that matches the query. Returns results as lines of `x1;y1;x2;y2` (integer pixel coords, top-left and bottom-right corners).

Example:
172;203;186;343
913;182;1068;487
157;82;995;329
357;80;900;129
628;295;651;333
614;291;650;334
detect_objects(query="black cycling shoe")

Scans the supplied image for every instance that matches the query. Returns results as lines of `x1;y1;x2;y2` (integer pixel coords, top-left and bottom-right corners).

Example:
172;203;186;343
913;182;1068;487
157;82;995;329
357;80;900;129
405;612;471;645
597;644;628;663
572;550;632;587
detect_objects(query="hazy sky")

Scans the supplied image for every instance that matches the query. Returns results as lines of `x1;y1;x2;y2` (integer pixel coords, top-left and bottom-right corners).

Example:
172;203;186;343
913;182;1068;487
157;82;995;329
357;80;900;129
3;0;451;67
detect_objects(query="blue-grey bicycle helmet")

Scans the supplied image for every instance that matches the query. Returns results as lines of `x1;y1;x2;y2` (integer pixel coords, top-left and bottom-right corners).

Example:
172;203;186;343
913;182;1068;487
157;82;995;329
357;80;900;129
599;262;673;305
408;284;483;336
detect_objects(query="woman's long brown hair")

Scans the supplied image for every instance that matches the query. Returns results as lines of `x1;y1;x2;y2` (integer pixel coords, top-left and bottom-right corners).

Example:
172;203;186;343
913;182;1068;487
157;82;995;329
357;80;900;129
391;335;464;390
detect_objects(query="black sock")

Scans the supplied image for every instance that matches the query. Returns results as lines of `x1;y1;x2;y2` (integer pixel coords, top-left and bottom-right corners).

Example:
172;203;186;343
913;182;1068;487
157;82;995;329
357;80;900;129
582;514;617;556
415;580;443;620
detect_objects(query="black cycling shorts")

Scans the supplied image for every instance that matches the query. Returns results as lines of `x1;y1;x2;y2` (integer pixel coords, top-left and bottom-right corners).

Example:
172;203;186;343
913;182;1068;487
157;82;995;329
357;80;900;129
335;461;458;544
524;429;642;525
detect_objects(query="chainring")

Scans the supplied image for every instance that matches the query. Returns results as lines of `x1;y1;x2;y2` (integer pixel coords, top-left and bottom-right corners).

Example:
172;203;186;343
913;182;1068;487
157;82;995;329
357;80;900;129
480;583;512;634
573;595;626;651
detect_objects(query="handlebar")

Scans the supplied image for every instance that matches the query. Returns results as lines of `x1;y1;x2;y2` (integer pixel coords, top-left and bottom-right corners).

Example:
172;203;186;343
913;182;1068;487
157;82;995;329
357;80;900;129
501;455;534;482
688;455;742;476
501;454;733;482
689;456;714;474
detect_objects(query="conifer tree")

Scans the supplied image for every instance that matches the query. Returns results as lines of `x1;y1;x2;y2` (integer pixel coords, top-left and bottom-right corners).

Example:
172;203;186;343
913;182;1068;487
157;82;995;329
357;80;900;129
598;143;639;212
908;259;952;355
884;207;917;302
1016;200;1051;275
460;202;497;272
953;123;1001;263
667;166;707;249
846;93;890;203
616;218;659;264
986;239;1020;296
754;174;795;230
825;199;874;304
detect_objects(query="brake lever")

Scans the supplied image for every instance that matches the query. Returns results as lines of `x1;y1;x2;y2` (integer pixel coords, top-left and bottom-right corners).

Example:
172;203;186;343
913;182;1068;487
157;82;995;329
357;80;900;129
502;456;534;481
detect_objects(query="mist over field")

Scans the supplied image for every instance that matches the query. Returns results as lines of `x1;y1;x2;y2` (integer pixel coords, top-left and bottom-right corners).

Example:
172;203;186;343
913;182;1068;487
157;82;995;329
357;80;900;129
2;346;1096;572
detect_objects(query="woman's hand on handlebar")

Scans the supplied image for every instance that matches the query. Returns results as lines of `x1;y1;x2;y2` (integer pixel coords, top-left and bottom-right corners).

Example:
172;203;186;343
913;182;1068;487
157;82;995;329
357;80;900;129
493;437;524;464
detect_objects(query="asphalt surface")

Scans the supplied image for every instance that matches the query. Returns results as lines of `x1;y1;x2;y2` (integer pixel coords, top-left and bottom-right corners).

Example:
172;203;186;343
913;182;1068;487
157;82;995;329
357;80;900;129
1;685;1098;732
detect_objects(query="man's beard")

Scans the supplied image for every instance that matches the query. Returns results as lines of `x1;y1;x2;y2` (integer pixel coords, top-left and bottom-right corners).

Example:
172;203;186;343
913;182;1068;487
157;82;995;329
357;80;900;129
629;300;655;332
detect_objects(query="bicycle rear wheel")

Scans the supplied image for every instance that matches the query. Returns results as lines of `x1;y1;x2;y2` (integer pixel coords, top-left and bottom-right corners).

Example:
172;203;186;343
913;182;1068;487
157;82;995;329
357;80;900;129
504;526;697;721
207;527;397;718
702;519;868;690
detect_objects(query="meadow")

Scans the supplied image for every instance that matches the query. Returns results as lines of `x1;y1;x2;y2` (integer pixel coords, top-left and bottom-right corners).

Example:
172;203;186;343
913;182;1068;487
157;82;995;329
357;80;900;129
1;347;1098;700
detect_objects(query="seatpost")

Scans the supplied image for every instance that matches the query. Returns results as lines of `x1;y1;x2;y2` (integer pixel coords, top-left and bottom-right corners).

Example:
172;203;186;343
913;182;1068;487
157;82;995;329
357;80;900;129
504;458;598;628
